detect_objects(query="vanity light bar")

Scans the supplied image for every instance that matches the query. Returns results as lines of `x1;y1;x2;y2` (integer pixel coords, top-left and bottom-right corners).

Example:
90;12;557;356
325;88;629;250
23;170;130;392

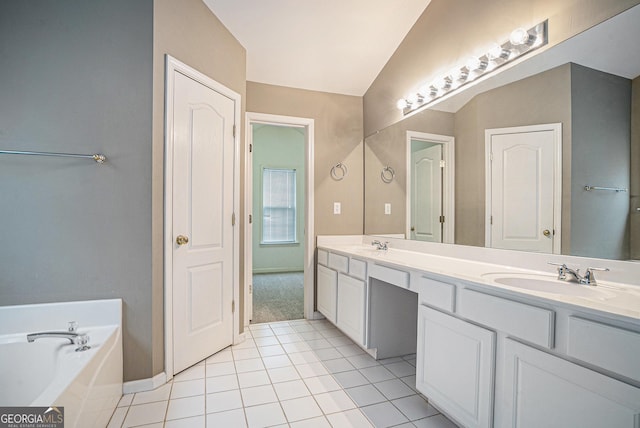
397;20;548;115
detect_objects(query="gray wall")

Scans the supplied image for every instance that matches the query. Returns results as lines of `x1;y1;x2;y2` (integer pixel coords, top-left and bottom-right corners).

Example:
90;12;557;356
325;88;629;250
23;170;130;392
0;1;154;381
0;0;248;383
246;82;364;238
364;109;453;235
570;64;631;259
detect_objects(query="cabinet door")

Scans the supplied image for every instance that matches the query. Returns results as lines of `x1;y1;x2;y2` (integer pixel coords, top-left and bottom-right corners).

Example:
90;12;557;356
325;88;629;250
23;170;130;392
317;264;337;323
416;306;495;428
337;273;365;345
500;338;640;428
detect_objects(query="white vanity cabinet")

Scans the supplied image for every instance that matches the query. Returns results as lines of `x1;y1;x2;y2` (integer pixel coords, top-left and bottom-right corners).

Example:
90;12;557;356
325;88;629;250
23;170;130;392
416;274;640;428
417;305;495;428
316;249;367;346
317;240;640;428
336;273;366;344
317;263;337;323
501;338;640;428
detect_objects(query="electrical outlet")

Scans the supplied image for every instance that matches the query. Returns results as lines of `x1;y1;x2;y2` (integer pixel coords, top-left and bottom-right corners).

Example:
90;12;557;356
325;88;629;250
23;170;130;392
385;203;391;215
333;202;341;214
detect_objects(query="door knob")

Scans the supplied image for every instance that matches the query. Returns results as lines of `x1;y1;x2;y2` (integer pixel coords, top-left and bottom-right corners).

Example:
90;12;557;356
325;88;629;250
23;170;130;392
176;235;189;246
543;229;551;237
411;227;415;232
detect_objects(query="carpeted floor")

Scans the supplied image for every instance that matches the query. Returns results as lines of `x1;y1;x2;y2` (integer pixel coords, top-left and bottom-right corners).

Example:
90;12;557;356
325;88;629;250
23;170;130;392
250;272;304;324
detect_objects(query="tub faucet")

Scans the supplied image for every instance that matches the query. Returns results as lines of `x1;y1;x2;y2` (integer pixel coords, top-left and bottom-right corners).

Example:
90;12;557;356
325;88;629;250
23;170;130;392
27;321;91;352
371;240;388;251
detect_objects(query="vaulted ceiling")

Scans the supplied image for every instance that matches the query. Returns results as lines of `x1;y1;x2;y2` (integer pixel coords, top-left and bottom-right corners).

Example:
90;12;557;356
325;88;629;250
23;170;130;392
203;0;432;96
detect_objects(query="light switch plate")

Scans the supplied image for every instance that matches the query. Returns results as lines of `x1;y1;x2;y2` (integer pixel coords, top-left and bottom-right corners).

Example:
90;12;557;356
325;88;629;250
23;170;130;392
385;203;391;215
334;202;341;214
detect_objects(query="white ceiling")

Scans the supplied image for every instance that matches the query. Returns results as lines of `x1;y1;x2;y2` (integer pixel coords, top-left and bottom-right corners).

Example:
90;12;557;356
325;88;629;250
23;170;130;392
203;0;432;96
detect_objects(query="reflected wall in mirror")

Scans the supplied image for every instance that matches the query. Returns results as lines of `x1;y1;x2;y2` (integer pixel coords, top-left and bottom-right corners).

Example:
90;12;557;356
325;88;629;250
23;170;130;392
364;4;640;260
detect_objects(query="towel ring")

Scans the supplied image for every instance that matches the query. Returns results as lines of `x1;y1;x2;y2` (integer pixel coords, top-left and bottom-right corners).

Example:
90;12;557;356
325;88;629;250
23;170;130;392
330;162;348;181
381;166;395;183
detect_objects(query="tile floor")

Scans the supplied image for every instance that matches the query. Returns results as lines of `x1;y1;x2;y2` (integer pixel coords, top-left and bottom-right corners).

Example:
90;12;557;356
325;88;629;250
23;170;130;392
108;319;459;428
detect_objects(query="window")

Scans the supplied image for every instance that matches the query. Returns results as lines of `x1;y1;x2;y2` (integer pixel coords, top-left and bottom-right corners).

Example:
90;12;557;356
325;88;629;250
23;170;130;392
262;168;297;244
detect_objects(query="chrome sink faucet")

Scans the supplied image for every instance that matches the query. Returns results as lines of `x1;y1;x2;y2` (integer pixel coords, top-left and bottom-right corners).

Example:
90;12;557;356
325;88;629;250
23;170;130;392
548;262;609;286
27;321;91;352
371;240;389;251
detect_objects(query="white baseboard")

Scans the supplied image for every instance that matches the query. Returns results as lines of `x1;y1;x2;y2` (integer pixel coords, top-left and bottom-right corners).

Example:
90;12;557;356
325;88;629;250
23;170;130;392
252;268;304;274
123;371;167;394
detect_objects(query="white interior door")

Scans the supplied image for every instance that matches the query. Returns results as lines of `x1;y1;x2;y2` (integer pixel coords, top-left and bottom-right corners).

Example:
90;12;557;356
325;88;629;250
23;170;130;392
172;71;235;374
411;144;443;242
486;124;561;253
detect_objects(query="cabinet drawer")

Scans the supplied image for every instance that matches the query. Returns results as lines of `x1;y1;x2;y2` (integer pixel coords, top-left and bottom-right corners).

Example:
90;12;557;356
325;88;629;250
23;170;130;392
568;317;640;382
458;288;554;348
317;249;328;266
328;252;349;273
369;264;409;289
417;276;455;313
349;258;367;280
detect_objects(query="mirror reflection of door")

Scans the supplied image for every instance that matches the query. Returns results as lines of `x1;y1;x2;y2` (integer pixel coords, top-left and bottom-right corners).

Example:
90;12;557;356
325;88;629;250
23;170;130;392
410;141;443;242
485;124;562;253
406;131;455;243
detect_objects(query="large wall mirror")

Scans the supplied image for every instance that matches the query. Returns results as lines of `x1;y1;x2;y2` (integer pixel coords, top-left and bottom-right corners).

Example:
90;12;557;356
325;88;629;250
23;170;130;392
364;4;640;261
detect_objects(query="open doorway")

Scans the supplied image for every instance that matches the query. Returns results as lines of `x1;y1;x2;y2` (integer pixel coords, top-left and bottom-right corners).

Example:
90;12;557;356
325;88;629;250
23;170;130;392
251;124;304;323
244;113;315;326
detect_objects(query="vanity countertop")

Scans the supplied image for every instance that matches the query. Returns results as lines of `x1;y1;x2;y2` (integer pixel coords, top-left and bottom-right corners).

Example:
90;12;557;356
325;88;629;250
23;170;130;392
317;236;640;322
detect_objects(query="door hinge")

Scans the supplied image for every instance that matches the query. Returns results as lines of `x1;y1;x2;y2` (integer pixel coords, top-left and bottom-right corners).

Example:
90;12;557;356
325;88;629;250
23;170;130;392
249;214;253;224
440;160;446;168
232;300;235;313
490;215;493;225
249;284;252;294
490;152;494;161
232;212;236;226
439;215;445;223
233;124;237;138
249;143;253;153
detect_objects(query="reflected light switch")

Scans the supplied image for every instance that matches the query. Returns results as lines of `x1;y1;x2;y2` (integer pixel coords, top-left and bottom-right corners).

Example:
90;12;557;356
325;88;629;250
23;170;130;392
334;202;341;215
385;203;391;215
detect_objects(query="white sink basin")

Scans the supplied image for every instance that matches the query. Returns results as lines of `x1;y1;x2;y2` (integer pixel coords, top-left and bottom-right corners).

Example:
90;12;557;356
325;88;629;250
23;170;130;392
342;246;384;257
481;272;617;300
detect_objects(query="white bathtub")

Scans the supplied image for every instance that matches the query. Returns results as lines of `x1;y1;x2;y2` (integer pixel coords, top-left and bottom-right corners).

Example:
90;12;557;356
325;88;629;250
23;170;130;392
0;299;123;428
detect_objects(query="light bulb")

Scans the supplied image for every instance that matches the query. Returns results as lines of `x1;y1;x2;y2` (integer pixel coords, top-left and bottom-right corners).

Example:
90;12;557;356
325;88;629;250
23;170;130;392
510;28;531;46
396;99;408;110
452;68;469;82
487;43;509;61
466;56;487;72
407;93;421;105
435;76;452;91
422;84;438;98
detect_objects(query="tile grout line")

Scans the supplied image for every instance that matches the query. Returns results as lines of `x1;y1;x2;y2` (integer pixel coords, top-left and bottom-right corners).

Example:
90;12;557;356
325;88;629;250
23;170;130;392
127;317;449;428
